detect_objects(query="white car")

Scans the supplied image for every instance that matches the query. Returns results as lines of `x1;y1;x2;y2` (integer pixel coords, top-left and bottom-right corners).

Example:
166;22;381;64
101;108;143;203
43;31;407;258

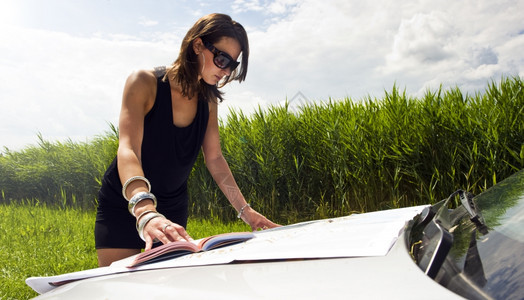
27;170;524;299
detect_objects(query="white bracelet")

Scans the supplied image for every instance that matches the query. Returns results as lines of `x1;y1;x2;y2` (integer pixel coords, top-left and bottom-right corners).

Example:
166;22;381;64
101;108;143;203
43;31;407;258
122;176;151;201
128;192;157;217
237;203;251;219
135;210;156;230
137;212;165;242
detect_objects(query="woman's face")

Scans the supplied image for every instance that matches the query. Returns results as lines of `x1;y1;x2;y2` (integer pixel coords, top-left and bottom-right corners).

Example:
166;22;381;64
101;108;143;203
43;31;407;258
198;36;241;85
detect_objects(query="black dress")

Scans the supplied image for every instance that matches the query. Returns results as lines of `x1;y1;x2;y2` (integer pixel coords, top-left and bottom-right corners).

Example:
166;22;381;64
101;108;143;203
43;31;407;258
95;68;209;249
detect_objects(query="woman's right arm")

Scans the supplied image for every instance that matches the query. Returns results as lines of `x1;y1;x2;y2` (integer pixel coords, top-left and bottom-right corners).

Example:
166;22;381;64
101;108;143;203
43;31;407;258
117;70;157;215
116;70;192;250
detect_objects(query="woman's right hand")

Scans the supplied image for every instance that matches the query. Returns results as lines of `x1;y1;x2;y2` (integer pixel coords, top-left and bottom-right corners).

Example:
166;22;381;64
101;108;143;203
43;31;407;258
139;214;193;251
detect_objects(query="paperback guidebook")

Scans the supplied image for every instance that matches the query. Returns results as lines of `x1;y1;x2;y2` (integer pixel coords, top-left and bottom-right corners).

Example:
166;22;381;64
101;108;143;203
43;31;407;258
128;231;255;267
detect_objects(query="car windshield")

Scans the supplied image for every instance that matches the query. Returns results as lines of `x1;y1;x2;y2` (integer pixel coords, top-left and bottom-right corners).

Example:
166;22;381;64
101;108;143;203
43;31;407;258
411;170;524;300
448;170;524;299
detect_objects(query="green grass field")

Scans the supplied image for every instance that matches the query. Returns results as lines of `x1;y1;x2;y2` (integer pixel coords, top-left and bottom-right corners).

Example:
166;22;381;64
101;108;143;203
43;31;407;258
0;203;250;300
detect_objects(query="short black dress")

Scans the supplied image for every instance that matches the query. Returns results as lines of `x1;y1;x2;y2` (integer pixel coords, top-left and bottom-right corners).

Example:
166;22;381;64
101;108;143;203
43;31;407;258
95;68;209;249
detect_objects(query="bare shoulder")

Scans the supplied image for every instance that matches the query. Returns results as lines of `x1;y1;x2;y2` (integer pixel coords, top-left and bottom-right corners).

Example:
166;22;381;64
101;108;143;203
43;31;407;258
122;69;159;109
125;69;157;91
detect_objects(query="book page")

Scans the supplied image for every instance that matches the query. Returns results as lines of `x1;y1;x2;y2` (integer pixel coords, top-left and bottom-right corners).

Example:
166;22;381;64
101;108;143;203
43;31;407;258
129;232;254;267
198;232;254;251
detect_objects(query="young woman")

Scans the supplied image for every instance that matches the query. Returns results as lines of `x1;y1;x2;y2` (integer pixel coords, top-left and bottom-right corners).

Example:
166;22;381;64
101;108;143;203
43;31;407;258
95;13;279;267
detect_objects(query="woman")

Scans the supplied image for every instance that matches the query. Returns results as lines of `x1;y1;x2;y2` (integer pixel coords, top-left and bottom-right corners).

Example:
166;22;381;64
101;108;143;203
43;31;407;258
95;13;279;267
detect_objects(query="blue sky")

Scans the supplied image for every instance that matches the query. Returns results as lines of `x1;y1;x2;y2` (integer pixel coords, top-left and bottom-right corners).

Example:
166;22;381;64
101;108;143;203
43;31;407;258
1;0;523;151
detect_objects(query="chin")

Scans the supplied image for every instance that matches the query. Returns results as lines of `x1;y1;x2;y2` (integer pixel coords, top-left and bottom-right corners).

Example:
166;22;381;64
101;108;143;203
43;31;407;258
199;77;212;84
201;78;217;87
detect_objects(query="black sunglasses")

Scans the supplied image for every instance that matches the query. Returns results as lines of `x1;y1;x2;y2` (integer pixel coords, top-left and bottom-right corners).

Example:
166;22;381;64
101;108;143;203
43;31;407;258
203;41;240;71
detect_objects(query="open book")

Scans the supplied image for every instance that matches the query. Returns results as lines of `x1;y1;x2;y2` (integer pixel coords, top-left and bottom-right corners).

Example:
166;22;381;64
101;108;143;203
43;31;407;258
128;231;255;267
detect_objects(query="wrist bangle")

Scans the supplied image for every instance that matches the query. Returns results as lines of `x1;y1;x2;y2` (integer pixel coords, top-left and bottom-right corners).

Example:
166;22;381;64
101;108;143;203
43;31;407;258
237;203;251;219
128;192;157;217
135;210;156;229
137;212;164;242
122;176;151;201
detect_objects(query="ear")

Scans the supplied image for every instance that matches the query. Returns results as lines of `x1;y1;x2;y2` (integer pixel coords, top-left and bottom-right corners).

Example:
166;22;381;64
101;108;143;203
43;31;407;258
192;38;204;55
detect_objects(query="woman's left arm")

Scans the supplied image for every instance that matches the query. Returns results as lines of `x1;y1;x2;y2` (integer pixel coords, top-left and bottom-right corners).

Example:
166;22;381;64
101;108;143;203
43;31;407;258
202;101;279;230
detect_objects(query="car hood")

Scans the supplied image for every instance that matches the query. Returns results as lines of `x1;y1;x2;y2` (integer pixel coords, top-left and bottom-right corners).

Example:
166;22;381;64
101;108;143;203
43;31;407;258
28;204;464;299
28;205;427;295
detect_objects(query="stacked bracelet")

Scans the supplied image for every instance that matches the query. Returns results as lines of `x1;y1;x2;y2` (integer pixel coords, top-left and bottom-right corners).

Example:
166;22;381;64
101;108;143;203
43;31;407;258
128;192;157;217
137;212;165;242
237;203;251;219
122;176;151;201
135;210;156;229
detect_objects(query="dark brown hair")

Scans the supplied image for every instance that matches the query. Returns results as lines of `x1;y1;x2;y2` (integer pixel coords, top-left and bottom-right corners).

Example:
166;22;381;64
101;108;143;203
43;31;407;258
167;13;249;103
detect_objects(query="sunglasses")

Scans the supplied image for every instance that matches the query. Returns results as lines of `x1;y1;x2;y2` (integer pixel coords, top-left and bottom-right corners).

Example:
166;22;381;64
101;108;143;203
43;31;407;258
203;41;240;71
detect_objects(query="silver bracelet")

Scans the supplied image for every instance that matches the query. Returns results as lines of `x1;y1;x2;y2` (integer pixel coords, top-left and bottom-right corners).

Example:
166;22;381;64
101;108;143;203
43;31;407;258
122;176;151;201
135;210;156;230
128;192;157;217
237;203;251;219
137;212;165;242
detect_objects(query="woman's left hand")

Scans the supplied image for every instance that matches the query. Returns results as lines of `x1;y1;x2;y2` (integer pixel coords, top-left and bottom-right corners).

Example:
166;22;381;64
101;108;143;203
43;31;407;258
240;207;281;231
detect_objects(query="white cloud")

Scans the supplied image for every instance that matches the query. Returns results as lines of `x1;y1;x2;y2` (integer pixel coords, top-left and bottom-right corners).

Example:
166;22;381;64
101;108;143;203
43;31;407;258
0;25;180;150
385;12;457;69
138;17;159;27
232;0;265;13
238;0;524;104
378;0;524;94
232;0;299;16
1;0;523;151
231;1;399;104
266;0;300;14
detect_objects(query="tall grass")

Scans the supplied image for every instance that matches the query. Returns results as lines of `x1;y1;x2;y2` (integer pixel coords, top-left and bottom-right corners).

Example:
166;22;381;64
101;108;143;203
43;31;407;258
189;76;524;222
1;77;523;223
0;125;119;209
0;202;250;300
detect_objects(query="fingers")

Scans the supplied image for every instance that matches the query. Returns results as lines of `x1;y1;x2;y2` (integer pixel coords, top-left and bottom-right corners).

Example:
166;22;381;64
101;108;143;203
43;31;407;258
144;236;153;251
267;220;282;228
250;218;281;231
163;222;193;242
143;218;193;248
243;209;281;231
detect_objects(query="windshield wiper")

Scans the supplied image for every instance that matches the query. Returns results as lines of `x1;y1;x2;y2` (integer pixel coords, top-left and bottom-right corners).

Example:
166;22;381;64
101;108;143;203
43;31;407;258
416;189;490;279
416;193;456;279
458;190;489;235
